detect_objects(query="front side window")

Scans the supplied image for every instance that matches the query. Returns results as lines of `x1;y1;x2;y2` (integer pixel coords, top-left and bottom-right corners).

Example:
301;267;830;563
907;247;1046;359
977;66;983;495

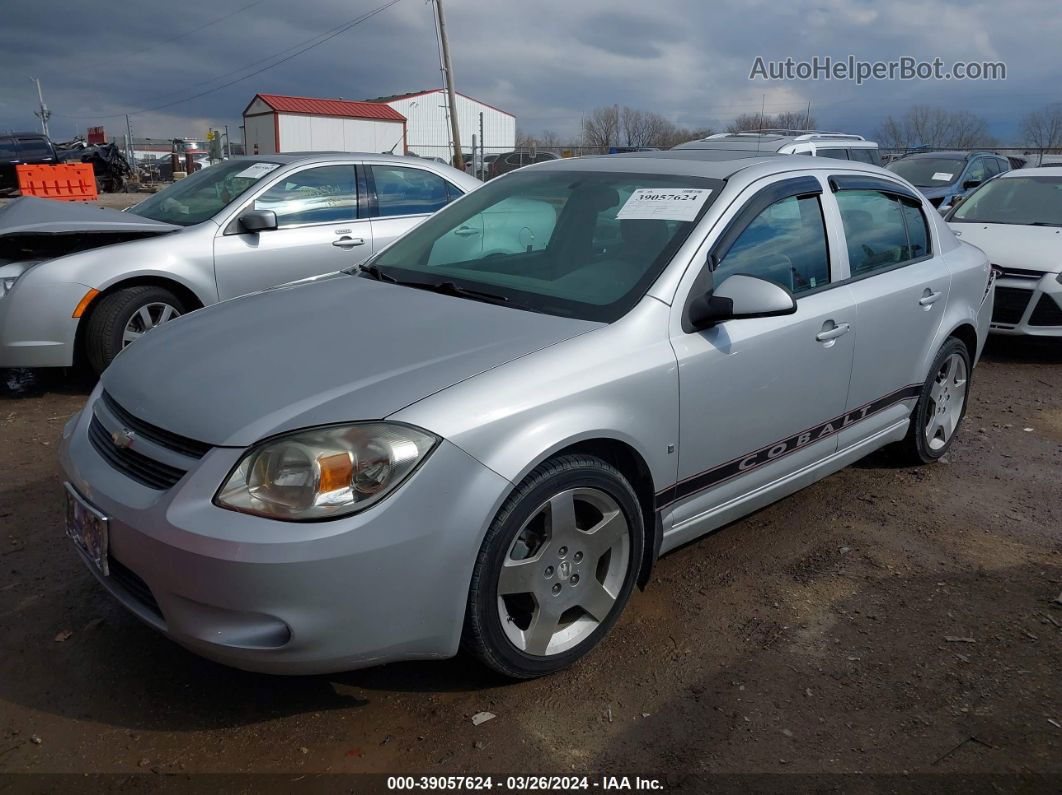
371;165;453;217
964;159;987;185
950;176;1062;226
713;194;830;294
367;170;723;322
130;158;283;226
836;190;929;276
254;165;357;227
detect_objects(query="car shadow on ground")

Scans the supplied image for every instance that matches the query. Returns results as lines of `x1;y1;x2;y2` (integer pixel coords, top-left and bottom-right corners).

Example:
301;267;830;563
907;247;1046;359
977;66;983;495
980;335;1062;365
0;367;96;400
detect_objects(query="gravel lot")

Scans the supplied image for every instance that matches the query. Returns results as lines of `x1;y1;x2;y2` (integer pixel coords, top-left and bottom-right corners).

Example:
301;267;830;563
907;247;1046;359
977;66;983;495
0;313;1060;783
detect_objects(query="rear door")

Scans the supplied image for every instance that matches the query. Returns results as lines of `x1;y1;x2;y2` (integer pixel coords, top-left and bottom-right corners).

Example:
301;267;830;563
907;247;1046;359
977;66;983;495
213;163;370;300
666;174;857;532
824;174;950;449
366;163;463;251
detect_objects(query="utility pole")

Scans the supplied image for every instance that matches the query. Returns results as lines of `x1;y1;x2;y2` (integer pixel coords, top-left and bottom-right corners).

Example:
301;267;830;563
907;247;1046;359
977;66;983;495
29;77;50;137
224;124;231;158
432;0;463;170
478;111;485;179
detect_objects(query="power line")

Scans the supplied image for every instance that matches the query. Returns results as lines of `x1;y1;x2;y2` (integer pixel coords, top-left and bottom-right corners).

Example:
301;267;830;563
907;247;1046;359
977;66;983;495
74;0;404;119
87;0;269;71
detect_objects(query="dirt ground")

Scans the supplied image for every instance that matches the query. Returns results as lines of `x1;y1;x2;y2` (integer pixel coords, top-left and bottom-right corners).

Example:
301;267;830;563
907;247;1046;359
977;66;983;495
0;337;1060;789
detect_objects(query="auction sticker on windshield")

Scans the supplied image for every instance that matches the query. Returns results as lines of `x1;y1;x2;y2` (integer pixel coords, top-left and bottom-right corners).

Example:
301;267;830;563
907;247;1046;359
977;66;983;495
616;188;713;222
235;162;281;180
931;172;954;181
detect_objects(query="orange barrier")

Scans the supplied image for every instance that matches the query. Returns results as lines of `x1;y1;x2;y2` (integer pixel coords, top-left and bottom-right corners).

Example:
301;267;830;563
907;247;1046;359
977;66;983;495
16;163;98;202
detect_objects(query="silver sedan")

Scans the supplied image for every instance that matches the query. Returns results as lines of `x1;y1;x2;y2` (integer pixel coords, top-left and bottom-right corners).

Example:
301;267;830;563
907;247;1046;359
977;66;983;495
60;152;993;677
0;153;481;373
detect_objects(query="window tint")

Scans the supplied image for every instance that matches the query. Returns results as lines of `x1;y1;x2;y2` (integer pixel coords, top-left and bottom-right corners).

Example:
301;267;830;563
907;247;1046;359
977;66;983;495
0;138;17;159
995;157;1010;173
849;148;876;164
16;138;51;159
899;200;930;260
371;165;453;217
983;158;1001;177
714;194;830;294
837;190;926;276
254;165;357;227
817;148;849;160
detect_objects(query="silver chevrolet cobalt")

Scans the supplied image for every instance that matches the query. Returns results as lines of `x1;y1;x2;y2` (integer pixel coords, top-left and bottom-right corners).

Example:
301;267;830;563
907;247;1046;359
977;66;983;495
60;151;994;677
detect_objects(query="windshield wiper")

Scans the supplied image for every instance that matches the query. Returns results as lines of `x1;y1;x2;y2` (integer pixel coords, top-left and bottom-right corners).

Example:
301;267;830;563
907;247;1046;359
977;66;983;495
397;279;509;305
352;262;397;282
1028;221;1062;227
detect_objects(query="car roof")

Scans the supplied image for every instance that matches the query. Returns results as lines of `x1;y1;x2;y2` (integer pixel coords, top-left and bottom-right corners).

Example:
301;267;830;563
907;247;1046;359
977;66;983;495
243;152;408;164
998;165;1062;178
901;150;998;160
673;132;873;152
526;149;890;182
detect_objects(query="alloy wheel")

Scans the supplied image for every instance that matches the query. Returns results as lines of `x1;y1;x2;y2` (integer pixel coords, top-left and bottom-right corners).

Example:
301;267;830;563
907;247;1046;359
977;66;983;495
496;487;630;657
924;352;968;451
122;302;181;348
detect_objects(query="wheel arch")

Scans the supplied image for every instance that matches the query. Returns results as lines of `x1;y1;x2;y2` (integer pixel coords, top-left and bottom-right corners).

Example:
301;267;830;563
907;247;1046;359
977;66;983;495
73;275;206;368
945;322;978;365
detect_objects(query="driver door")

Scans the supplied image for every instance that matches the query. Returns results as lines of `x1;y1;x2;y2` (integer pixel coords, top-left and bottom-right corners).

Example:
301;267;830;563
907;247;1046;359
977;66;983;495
213;163;371;300
665;175;857;538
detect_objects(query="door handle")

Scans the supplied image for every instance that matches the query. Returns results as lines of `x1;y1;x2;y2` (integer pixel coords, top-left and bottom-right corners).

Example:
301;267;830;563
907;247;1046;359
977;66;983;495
332;236;365;249
815;322;851;342
919;289;943;307
453;226;480;237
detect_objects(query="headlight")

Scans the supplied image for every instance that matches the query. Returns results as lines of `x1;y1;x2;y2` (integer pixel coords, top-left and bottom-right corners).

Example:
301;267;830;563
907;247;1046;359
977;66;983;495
215;423;438;521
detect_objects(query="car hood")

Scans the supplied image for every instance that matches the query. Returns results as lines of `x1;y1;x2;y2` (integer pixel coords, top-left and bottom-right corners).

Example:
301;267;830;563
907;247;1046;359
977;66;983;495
101;273;600;447
0;196;179;236
915;185;954;200
948;222;1062;273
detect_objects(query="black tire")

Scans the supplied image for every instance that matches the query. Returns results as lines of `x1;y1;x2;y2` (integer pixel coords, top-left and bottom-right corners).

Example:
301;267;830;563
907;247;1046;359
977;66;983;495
893;337;972;465
84;286;185;375
463;454;644;679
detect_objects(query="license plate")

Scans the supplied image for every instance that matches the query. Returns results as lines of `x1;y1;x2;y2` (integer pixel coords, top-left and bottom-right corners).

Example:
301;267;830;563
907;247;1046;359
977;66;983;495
65;483;109;576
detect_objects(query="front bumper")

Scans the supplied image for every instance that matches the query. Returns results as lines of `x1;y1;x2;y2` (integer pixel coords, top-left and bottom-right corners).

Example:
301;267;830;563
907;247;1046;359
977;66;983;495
0;280;88;368
990;272;1062;337
59;390;513;674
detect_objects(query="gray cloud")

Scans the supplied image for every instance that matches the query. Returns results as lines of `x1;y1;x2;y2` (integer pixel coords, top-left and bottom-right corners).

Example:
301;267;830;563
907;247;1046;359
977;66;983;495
1;0;1059;144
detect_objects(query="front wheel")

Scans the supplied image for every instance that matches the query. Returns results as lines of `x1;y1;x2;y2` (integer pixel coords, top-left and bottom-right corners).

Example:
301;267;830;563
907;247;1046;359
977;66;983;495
84;286;185;374
894;338;971;464
463;454;644;679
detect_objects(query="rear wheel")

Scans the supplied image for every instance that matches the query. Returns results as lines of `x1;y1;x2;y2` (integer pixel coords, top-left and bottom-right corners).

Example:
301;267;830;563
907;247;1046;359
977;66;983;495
894;338;971;464
84;286;184;374
463;454;643;679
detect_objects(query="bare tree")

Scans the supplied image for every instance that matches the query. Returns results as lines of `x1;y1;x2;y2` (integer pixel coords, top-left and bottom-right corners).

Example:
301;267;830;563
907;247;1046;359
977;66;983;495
1021;103;1062;152
874;106;995;151
581;105;620;153
727;111;817;133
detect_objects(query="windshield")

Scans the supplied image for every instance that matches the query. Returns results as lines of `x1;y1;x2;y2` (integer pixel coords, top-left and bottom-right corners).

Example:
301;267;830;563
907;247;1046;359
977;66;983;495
129;159;283;226
363;170;723;322
886;157;965;187
950;175;1062;226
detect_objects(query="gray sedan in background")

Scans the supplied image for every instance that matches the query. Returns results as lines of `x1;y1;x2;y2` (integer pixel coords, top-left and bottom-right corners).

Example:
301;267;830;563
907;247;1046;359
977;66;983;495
60;152;993;678
0;153;480;373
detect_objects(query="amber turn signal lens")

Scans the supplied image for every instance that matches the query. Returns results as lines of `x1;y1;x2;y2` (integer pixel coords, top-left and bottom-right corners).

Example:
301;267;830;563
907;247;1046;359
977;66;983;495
317;452;354;494
72;288;100;318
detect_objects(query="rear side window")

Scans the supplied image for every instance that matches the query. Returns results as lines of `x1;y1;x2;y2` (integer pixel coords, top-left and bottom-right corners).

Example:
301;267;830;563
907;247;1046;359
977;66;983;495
983;158;1001;177
714;194;830;294
371;165;453;217
817;148;849;160
836;190;930;276
849;149;877;165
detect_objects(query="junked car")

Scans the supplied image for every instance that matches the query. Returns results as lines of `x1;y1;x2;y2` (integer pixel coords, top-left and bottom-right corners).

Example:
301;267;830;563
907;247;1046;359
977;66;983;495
886;150;1010;211
0;153;480;374
946;166;1062;336
60;152;993;678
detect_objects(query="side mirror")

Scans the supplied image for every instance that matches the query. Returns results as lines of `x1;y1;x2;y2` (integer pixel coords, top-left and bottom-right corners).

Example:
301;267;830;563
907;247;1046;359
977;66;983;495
238;209;278;233
687;274;797;331
962;179;980;191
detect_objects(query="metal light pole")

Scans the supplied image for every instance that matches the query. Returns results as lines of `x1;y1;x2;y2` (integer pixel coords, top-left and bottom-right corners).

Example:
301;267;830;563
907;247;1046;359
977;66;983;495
29;77;51;137
433;0;463;170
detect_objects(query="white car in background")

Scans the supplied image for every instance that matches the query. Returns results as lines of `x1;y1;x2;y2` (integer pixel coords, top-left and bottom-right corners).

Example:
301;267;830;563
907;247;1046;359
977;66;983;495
946;167;1062;336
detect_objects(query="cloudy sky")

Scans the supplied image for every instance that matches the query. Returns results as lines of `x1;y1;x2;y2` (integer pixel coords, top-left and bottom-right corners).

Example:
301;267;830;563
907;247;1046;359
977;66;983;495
1;0;1059;145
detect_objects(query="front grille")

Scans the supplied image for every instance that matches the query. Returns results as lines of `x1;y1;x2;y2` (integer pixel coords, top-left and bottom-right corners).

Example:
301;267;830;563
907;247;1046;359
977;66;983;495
992;286;1033;325
1029;294;1062;326
101;392;211;459
89;415;187;490
995;265;1045;281
107;556;163;620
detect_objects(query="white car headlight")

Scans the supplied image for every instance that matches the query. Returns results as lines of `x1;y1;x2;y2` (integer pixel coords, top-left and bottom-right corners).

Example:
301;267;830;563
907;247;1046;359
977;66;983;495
215;423;438;521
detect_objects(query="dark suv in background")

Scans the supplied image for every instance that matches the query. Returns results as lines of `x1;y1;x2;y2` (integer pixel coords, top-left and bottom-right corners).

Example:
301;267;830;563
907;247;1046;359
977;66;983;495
487;150;560;179
886;150;1011;211
0;133;60;192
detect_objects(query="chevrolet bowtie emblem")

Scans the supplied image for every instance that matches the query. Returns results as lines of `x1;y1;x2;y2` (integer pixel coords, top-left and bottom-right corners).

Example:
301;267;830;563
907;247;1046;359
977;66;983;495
111;428;136;449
